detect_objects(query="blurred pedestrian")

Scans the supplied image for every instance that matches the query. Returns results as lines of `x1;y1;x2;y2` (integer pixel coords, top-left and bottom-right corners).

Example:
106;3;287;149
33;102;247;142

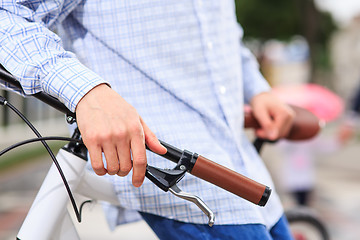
278;135;341;206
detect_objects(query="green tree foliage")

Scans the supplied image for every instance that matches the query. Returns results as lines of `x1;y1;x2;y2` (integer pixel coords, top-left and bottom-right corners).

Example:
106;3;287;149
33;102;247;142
235;0;301;40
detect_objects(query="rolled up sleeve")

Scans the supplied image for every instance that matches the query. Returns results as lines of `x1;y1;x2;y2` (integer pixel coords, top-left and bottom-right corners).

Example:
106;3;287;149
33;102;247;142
0;1;107;112
240;43;271;104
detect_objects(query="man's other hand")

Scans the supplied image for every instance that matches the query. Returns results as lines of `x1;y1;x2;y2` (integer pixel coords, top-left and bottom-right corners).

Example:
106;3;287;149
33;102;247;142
250;92;295;140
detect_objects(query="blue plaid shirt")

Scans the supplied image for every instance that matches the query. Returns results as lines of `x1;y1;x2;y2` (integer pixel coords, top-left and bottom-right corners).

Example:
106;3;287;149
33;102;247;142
0;0;283;228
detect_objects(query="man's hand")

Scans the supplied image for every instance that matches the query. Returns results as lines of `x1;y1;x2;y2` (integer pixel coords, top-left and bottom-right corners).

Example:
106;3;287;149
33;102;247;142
250;92;295;140
75;84;167;187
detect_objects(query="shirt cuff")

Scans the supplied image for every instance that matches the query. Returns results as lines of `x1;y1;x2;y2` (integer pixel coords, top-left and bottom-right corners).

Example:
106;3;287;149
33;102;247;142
41;58;108;112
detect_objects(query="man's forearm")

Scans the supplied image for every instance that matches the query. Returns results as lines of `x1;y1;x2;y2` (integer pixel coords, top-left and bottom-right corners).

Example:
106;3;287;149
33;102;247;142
0;9;106;112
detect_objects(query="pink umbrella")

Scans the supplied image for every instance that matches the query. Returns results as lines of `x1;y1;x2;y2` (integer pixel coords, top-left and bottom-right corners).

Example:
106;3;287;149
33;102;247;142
272;83;344;122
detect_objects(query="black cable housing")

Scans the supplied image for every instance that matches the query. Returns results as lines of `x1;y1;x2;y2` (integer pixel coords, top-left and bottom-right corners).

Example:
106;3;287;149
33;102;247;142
0;136;82;156
0;99;84;222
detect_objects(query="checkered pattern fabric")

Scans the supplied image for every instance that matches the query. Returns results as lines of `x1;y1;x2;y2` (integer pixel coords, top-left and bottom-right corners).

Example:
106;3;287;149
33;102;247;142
0;0;283;228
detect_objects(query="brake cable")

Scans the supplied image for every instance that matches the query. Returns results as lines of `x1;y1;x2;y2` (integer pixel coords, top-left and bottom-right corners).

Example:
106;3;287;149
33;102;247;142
0;136;82;156
0;96;87;222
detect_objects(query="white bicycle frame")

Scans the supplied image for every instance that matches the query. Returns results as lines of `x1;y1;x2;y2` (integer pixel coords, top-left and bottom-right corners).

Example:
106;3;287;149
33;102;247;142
17;148;120;240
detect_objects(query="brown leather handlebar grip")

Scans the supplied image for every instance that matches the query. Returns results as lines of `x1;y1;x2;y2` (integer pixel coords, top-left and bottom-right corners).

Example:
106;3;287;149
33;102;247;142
191;155;271;206
244;105;321;141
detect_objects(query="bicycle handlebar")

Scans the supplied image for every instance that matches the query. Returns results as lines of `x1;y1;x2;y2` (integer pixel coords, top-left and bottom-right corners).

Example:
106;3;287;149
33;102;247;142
0;66;76;119
191;155;270;206
151;140;270;206
0;65;269;206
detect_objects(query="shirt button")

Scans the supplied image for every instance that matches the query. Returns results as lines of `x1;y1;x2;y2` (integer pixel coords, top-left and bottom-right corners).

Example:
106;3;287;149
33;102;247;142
207;41;213;50
219;86;227;94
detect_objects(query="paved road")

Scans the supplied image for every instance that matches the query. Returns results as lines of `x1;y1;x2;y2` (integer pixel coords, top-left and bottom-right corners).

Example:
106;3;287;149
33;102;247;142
1;127;360;240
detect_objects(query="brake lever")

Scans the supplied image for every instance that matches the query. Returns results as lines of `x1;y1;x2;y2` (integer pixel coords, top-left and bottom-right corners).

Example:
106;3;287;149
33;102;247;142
169;184;215;227
145;150;215;226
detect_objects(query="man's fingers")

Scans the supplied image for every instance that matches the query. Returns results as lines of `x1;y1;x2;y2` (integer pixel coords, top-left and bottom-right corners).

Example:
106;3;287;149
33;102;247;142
130;134;147;187
252;96;295;140
253;106;278;140
102;144;120;175
272;106;295;138
140;118;167;155
88;146;107;176
116;140;132;177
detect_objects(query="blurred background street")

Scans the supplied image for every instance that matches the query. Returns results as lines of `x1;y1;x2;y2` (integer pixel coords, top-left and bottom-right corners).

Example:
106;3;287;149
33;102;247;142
2;0;360;239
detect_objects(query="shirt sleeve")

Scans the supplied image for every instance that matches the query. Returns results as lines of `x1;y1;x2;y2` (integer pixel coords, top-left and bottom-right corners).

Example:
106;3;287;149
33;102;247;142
240;43;271;104
0;1;108;112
